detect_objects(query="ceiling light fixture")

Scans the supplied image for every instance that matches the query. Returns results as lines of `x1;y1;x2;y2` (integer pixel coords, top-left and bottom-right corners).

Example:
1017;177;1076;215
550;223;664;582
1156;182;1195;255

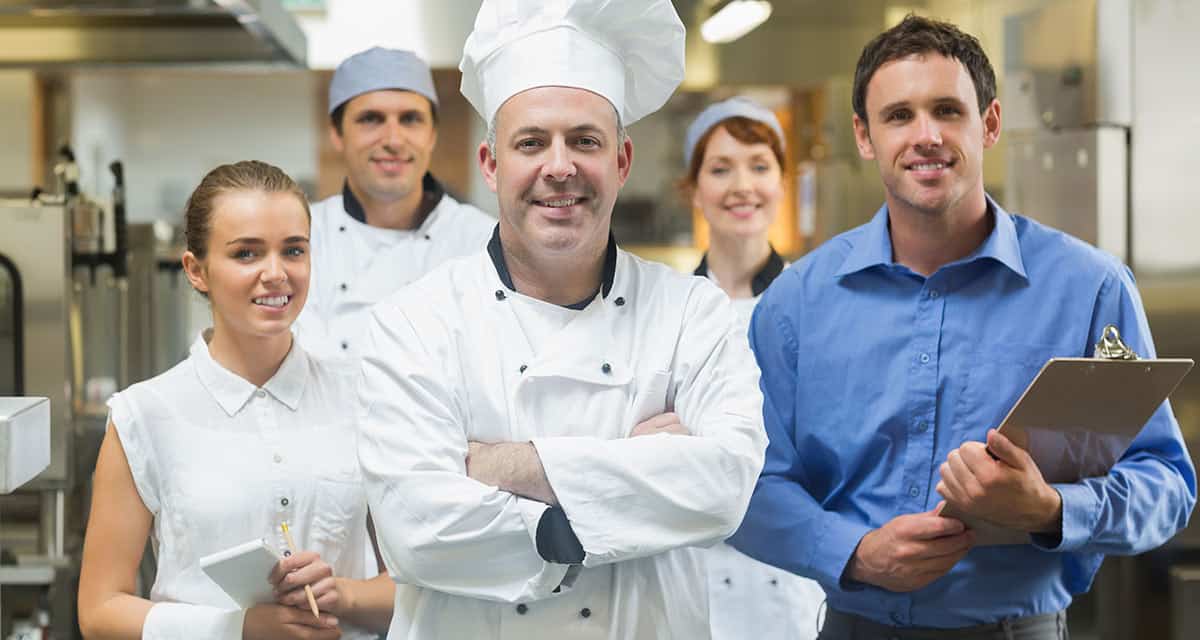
701;0;773;44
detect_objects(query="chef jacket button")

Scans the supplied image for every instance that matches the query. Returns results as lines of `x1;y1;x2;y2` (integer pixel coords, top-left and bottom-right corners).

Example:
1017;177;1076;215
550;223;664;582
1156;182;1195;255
273;454;282;463
515;604;528;615
519;364;527;374
723;577;731;586
283;550;291;557
341;341;349;350
601;362;612;374
580;608;592;619
495;290;507;301
280;497;289;506
339;283;348;291
614;296;625;306
338;225;346;232
424;234;431;240
770;578;778;586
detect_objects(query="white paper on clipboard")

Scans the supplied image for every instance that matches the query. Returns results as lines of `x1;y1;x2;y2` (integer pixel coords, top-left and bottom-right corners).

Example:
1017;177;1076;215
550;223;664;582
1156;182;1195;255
939;346;1193;545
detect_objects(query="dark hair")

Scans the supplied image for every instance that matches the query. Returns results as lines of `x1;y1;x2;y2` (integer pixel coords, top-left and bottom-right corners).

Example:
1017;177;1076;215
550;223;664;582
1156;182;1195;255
184;160;309;260
330;94;439;135
677;116;787;200
852;14;996;126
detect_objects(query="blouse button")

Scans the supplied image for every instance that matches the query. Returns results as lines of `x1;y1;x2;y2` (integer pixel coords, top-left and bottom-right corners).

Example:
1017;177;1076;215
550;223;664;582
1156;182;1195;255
338;225;346;232
515;604;528;615
519;364;527;374
495;290;507;301
723;577;732;586
601;362;612;374
283;549;291;557
273;454;282;463
339;283;348;291
614;296;625;306
580;608;592;619
255;389;266;398
280;497;289;507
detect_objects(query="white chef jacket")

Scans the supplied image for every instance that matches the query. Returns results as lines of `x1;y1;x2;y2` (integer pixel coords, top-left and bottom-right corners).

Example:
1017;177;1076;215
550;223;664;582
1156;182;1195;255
107;332;374;640
696;251;825;640
359;240;769;640
294;179;495;361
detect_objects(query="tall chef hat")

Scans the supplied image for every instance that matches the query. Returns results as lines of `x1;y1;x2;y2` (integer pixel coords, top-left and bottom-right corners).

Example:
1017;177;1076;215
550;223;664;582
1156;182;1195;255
683;97;786;168
459;0;686;127
329;47;438;115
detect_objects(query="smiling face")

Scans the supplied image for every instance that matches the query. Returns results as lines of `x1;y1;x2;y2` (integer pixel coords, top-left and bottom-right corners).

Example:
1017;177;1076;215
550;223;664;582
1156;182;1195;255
693;125;783;240
183;190;311;341
332;89;437;206
479;86;632;258
853;53;1000;219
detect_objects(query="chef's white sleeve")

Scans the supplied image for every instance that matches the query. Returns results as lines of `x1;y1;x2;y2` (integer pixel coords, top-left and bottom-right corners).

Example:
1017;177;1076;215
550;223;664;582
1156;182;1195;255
357;304;570;603
532;283;768;567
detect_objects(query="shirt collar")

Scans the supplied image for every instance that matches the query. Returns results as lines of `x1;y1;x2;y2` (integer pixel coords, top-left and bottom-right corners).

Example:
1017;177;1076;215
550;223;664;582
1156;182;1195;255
833;194;1027;280
694;246;785;297
341;172;446;232
487;225;618;305
190;330;308;416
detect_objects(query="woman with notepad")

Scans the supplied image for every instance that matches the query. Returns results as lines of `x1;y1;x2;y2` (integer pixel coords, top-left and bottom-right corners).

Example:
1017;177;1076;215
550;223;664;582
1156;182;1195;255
77;161;392;639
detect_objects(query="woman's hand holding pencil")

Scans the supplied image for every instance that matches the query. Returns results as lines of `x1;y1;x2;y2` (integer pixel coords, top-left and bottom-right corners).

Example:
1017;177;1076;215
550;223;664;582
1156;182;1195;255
270;522;342;621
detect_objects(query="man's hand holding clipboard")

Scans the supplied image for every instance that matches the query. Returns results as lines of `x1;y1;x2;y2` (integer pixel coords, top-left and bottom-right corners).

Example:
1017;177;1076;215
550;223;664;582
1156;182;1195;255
937;325;1194;545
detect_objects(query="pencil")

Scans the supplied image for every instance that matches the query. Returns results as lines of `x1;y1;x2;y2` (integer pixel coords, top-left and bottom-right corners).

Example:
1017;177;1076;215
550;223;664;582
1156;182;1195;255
280;521;321;620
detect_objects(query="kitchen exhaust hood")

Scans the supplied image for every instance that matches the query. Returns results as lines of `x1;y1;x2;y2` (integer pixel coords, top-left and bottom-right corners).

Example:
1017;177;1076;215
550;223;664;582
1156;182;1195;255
0;0;307;67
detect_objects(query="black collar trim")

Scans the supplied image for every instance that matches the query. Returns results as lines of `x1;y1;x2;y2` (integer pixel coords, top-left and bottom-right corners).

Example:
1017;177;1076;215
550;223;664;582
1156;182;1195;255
694;246;785;297
341;172;445;227
488;225;618;307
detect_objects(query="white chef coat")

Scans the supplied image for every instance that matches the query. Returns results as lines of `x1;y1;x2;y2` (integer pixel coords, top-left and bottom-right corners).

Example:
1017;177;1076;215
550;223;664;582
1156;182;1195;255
359;241;769;640
294;180;495;361
107;331;374;640
696;250;825;640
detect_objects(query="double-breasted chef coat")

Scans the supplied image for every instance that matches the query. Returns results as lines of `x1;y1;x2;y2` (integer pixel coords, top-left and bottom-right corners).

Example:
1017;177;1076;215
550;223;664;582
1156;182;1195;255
358;233;769;639
293;177;494;361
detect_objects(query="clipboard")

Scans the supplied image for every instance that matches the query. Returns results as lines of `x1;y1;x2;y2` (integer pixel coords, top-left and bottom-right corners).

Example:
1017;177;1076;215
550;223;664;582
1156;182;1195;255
940;325;1194;545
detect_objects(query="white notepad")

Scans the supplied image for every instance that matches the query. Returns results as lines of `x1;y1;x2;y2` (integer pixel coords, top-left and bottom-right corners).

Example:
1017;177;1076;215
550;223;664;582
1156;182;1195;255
199;538;282;608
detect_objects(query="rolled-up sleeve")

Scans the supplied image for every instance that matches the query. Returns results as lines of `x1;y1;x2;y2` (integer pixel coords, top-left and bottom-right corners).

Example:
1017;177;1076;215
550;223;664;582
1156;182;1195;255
358;302;569;603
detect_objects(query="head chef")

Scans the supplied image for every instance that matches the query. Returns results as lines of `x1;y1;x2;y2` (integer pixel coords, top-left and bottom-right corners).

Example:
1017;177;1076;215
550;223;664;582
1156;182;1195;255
461;0;687;302
356;1;768;638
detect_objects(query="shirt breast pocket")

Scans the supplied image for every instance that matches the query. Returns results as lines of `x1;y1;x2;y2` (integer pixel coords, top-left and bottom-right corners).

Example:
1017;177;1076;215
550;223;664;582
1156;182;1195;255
952;344;1057;440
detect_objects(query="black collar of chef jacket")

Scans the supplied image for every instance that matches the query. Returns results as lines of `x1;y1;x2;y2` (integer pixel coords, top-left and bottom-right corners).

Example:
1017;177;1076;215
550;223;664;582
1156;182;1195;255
694;246;785;297
487;225;618;310
341;172;445;227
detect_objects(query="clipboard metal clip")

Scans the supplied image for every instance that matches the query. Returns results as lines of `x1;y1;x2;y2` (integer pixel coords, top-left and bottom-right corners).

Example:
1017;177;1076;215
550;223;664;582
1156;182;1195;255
1094;324;1140;360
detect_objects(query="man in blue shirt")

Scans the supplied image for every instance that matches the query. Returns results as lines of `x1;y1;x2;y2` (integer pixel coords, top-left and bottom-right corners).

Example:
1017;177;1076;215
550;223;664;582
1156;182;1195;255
728;14;1196;639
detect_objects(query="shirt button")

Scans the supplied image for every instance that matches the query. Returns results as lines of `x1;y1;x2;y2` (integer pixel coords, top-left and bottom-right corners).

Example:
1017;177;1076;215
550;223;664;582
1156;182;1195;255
723;577;732;586
341;341;349;350
424;234;431;240
916;421;928;433
770;578;778;586
891;612;904;625
255;389;266;398
919;353;931;364
280;497;289;506
601;362;612;374
339;283;348;291
929;289;940;299
580;608;591;619
519;364;527;374
495;290;507;301
908;486;920;498
338;225;346;232
515;604;528;615
273;454;282;463
283;549;292;557
614;296;626;306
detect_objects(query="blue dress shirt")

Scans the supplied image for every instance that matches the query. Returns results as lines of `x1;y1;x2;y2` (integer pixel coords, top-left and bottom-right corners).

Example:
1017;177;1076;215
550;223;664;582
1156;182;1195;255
728;197;1196;628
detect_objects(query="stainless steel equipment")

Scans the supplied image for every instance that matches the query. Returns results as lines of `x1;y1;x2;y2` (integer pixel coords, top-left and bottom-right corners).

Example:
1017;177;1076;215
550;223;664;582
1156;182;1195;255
0;0;307;68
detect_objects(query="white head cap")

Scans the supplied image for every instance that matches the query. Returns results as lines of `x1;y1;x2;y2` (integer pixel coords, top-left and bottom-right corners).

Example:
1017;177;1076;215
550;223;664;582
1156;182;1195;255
459;0;686;127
